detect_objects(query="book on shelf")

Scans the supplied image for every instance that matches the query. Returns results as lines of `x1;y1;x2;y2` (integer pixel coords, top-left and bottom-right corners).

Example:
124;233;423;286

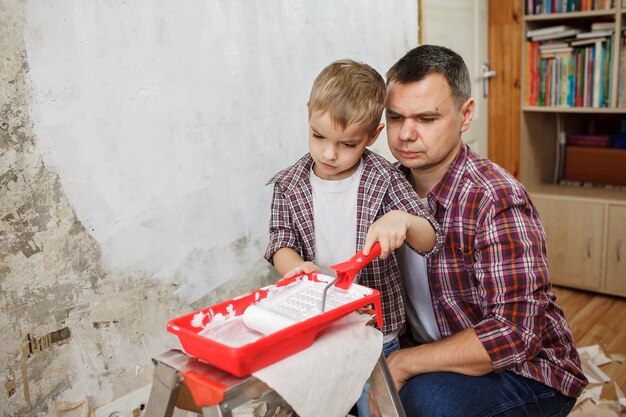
541;48;575;55
593;38;603;107
576;30;614;39
539;41;570;49
527;0;614;15
590;22;616;32
526;25;572;38
540;41;574;54
531;29;581;42
570;36;608;46
525;34;613;108
566;134;612;147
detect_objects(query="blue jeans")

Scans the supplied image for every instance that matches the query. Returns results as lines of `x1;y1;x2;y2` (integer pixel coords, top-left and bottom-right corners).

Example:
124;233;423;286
356;336;401;417
399;370;576;417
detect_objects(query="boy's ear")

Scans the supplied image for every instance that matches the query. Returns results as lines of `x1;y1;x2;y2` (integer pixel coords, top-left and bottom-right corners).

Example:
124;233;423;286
367;123;385;146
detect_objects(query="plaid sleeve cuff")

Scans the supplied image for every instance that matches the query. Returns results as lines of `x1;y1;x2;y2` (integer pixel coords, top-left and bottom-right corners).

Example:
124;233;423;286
264;229;299;264
418;215;444;258
474;318;536;372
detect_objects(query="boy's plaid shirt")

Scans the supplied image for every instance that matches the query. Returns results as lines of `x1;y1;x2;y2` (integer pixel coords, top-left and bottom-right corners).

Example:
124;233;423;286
398;143;587;398
265;149;443;335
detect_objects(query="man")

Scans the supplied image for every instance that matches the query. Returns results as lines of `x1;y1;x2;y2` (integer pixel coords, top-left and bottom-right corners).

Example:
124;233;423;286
366;45;587;417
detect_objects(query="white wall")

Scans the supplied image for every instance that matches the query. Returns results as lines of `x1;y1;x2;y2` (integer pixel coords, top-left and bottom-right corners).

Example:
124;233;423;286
0;2;416;413
24;0;416;304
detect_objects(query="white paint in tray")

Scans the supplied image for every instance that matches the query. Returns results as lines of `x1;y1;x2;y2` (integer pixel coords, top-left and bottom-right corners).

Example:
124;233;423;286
195;275;372;347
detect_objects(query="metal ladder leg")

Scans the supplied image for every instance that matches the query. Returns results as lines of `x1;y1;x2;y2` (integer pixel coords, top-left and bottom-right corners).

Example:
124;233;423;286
369;353;407;417
144;362;182;417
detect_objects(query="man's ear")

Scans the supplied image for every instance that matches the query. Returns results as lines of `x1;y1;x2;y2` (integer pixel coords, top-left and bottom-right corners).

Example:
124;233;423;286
367;123;385;146
460;98;475;133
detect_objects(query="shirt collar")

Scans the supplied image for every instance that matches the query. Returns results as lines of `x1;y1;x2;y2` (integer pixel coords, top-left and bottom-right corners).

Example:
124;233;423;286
429;142;468;210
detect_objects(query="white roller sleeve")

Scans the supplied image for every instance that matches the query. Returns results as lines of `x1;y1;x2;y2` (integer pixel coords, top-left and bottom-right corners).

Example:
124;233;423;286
242;304;297;334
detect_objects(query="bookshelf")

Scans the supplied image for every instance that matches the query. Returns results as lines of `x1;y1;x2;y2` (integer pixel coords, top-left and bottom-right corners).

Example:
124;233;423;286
521;0;626;297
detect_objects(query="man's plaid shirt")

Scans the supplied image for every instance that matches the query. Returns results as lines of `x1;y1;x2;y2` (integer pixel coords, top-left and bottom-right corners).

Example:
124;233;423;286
398;143;587;398
265;149;443;335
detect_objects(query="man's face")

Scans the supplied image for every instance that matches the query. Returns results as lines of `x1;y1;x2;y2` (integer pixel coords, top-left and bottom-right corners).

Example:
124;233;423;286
308;110;382;180
385;73;473;173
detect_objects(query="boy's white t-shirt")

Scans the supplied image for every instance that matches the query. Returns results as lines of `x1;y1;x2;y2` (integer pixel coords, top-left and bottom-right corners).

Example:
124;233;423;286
310;161;398;343
398;198;442;343
310;161;364;276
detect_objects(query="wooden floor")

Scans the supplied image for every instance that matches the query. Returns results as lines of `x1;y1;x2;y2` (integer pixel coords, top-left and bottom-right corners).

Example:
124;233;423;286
552;286;626;401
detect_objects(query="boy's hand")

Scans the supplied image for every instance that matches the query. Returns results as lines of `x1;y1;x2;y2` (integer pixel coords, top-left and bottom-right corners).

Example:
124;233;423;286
283;261;321;278
362;211;410;259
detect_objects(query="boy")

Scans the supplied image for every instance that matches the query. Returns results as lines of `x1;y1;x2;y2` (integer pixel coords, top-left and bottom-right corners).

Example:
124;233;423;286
264;59;443;417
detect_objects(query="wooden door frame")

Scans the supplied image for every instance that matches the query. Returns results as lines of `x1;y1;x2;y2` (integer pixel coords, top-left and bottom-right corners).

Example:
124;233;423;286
488;0;523;177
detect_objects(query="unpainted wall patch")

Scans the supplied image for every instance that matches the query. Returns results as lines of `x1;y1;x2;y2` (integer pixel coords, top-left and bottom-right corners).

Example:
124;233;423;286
28;327;71;354
0;101;32;154
0;168;19;190
21;340;31;405
1;212;42;258
4;378;16;398
68;217;84;236
92;320;119;329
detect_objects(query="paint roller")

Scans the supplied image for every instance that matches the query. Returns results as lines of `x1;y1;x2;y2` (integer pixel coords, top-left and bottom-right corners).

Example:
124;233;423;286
242;242;382;335
242;304;297;335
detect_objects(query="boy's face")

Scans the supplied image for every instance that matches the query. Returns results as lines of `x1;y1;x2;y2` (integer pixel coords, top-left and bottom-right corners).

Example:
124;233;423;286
308;110;383;181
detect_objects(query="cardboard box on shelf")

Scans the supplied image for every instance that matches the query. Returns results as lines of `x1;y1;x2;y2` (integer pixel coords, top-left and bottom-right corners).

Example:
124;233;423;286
564;146;626;186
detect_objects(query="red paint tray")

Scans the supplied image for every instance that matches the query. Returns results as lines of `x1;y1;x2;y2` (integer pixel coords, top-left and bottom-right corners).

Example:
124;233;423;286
167;273;383;377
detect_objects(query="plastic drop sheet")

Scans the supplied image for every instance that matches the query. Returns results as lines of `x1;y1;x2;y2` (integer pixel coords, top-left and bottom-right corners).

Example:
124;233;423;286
252;312;382;417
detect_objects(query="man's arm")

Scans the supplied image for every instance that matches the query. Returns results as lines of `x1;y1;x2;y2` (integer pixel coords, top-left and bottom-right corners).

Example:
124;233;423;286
368;329;493;417
386;328;493;391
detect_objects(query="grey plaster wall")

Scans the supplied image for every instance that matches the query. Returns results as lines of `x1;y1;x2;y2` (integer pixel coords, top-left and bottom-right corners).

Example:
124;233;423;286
0;4;279;415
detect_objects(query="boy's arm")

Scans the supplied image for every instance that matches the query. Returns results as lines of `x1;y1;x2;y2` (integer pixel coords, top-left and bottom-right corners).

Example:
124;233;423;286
362;166;442;259
266;182;320;278
272;247;320;278
362;211;436;259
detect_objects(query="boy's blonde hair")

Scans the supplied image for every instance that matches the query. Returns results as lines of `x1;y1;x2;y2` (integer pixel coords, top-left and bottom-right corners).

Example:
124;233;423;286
307;59;385;135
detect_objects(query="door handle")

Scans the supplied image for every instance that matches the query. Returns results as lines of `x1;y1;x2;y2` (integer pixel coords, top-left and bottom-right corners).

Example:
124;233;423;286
587;234;592;258
618;237;622;262
482;62;497;98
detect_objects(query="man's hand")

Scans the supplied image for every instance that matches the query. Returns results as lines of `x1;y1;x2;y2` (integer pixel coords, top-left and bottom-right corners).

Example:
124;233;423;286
385;348;417;392
283;261;320;278
362;211;410;259
368;349;414;417
368;389;382;417
368;332;494;416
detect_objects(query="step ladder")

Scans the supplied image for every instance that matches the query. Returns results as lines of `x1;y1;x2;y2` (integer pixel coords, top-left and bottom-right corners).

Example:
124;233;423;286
144;349;407;417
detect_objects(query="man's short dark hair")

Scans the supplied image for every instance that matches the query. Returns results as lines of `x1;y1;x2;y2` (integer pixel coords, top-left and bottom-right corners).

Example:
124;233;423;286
386;45;471;108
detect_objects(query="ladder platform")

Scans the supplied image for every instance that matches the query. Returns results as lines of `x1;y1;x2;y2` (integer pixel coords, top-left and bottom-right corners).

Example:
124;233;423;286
144;348;406;417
